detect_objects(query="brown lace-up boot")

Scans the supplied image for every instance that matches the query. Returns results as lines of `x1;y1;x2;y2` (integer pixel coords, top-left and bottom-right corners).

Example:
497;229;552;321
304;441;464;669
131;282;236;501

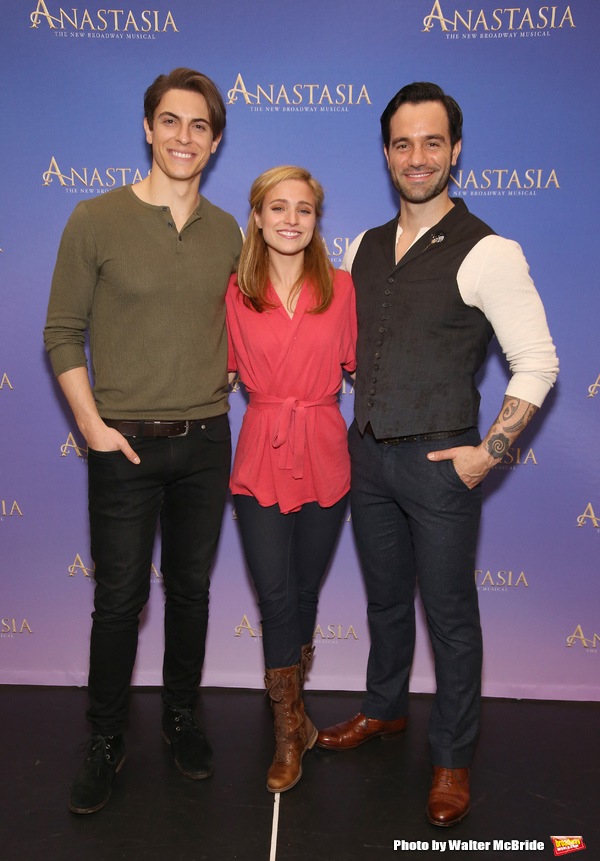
264;664;317;793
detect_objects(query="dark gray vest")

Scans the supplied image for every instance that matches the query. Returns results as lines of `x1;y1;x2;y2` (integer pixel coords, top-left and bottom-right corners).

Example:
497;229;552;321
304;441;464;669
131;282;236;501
352;198;495;438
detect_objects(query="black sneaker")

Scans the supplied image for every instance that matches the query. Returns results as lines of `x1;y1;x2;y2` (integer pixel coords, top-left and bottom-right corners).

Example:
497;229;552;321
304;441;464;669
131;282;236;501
161;706;213;779
68;734;125;814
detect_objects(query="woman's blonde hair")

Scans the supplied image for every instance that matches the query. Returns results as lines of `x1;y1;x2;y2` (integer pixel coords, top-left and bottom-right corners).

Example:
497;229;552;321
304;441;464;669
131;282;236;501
236;165;334;314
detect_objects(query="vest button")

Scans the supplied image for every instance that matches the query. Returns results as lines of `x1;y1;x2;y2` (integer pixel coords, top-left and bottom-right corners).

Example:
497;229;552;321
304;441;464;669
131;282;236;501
375;353;381;359
382;302;390;308
369;389;376;395
378;327;386;333
367;399;374;407
387;277;395;284
384;289;392;295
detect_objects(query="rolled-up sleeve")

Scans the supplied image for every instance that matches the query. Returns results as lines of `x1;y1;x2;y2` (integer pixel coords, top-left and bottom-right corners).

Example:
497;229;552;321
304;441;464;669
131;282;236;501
458;235;558;407
43;203;98;378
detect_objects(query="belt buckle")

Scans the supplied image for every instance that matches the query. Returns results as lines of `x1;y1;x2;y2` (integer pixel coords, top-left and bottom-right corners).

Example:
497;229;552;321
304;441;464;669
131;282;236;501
166;420;190;438
382;437;401;445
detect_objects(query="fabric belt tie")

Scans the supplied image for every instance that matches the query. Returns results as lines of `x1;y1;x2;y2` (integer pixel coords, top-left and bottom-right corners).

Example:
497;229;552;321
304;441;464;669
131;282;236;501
249;393;337;479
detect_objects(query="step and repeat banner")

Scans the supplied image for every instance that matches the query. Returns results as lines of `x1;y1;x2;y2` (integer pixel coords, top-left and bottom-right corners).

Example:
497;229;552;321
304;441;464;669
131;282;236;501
1;0;598;700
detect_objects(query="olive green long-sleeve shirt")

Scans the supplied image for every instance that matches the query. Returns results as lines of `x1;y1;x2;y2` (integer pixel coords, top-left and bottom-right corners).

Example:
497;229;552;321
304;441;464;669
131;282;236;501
44;185;242;420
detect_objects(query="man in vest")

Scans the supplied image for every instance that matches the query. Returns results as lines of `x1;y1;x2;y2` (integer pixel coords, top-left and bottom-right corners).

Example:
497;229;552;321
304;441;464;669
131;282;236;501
317;82;558;826
44;68;242;814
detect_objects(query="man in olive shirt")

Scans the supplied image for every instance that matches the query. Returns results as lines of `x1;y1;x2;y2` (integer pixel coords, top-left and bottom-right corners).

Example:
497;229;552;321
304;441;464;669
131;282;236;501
44;68;242;814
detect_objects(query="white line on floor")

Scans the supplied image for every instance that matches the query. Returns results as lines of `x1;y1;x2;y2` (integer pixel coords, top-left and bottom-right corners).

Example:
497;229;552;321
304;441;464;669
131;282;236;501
269;792;281;861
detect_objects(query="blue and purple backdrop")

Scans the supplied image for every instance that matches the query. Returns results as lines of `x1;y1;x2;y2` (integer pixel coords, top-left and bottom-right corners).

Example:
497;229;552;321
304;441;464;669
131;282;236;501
1;0;598;701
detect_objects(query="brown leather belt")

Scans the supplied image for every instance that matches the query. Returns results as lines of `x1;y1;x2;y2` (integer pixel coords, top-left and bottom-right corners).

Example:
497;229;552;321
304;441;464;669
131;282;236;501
103;419;201;438
364;423;468;445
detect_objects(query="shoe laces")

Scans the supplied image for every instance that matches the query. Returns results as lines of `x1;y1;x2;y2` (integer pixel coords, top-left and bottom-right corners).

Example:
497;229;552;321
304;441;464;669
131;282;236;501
169;707;203;736
437;768;463;786
79;735;119;773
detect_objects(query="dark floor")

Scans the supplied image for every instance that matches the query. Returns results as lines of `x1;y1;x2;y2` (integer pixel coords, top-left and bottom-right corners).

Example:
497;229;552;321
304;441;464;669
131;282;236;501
3;686;597;861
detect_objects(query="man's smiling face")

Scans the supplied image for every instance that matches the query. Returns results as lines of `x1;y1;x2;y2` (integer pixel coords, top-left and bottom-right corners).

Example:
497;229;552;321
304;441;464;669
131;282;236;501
143;88;221;184
384;100;461;205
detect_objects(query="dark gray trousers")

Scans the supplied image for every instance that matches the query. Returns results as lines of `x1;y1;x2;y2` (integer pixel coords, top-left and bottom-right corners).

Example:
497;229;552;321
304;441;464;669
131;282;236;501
349;420;483;768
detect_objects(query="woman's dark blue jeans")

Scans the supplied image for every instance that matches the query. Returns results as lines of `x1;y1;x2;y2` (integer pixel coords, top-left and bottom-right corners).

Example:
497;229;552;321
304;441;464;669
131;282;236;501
234;493;349;669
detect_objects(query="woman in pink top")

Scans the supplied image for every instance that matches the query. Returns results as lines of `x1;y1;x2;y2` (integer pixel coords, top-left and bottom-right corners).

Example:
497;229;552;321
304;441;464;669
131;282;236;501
226;166;356;793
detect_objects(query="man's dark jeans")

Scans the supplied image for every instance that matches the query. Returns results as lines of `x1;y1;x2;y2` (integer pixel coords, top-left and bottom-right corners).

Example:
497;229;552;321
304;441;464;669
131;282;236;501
86;415;231;735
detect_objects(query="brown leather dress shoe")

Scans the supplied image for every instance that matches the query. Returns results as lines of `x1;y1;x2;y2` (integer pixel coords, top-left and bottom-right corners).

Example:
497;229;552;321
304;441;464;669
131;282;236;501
426;766;470;826
317;712;406;750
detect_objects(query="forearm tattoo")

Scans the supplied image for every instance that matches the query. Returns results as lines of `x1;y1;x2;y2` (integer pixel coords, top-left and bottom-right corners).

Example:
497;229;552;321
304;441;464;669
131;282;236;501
499;397;538;434
486;432;510;460
485;396;538;460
